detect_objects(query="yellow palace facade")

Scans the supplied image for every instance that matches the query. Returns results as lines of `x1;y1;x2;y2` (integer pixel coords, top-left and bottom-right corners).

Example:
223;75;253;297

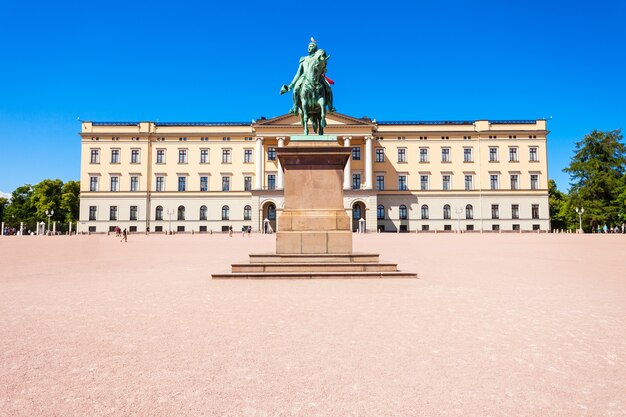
78;113;550;233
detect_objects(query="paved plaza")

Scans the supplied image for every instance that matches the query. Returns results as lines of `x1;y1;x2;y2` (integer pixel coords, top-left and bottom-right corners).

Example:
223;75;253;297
1;233;625;416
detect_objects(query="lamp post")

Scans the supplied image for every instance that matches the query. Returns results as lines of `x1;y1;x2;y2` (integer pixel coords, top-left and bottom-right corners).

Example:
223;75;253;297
575;207;584;233
455;208;463;233
45;209;54;235
167;208;174;235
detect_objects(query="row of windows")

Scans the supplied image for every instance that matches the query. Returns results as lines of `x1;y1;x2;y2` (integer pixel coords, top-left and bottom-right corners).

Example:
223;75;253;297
91;205;255;222
366;173;541;191
378;146;540;163
89;175;278;192
375;204;541;220
91;146;541;165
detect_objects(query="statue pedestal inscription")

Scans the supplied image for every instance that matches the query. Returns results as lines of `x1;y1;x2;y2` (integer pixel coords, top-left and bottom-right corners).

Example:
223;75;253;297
276;140;352;254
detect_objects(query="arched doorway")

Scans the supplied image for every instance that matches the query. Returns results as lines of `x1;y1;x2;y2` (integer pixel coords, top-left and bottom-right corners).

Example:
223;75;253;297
261;201;277;233
352;201;366;232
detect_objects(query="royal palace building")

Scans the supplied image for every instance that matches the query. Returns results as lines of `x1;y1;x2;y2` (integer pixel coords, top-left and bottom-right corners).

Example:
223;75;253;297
78;113;550;233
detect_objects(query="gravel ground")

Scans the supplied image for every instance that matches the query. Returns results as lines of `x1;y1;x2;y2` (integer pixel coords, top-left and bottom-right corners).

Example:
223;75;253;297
1;232;625;417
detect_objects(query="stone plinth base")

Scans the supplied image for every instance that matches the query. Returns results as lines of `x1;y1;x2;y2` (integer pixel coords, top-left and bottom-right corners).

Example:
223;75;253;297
212;253;418;279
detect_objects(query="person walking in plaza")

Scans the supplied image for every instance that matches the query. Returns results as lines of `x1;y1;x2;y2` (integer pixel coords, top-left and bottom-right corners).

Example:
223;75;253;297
120;228;127;243
241;225;245;237
228;225;233;237
247;226;251;237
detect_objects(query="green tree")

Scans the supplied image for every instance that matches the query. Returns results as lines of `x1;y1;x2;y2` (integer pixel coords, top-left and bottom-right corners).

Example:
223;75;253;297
563;129;626;231
60;180;80;223
548;179;570;230
31;179;64;223
0;197;8;223
2;185;35;227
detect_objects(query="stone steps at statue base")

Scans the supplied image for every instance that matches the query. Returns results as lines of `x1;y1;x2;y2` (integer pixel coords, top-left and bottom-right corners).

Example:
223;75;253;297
212;271;418;280
231;262;399;273
248;253;380;263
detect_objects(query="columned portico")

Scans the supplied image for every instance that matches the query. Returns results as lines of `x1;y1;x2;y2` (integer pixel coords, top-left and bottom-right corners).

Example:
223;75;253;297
343;136;351;190
277;137;285;190
364;136;373;190
255;136;264;190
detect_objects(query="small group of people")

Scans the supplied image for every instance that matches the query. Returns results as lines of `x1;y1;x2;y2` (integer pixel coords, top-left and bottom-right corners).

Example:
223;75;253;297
113;225;128;242
227;225;252;237
2;226;19;236
595;223;626;234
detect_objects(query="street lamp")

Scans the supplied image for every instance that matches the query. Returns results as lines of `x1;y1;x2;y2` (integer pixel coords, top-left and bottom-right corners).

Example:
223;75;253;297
575;207;584;233
454;208;463;233
167;208;174;235
45;209;54;235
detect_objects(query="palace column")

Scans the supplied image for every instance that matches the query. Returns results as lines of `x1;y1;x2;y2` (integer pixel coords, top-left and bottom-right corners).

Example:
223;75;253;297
255;136;264;190
364;136;373;190
277;137;285;190
343;136;352;190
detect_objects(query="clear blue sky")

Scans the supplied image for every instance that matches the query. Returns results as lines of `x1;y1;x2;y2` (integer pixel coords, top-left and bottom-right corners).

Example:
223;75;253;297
1;0;624;196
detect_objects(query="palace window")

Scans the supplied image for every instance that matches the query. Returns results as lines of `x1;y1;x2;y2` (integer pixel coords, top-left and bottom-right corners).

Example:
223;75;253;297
109;206;117;221
244;149;253;163
90;149;100;164
110;176;119;192
399;205;408;220
464;175;473;191
489;147;499;162
178;176;186;192
532;204;540;219
267;147;276;161
155;176;164;192
512;204;519;219
156;149;165;164
375;148;385;163
442;175;451;191
130;176;139;192
200;176;209;192
531;174;539;190
466;204;473;219
131;149;140;164
490;175;499;190
398;175;407;191
221;205;230;220
130;206;138;221
421;205;429;219
89;176;99;192
244;205;252;221
510;174;519;190
419;148;429;163
155;205;163;221
377;204;385;220
463;148;473;162
352;147;361;160
267;174;276;190
244;176;252;191
352;174;361;190
222;149;231;164
222;176;230;191
89;206;97;221
509;147;518;162
200;205;208;221
178;149;187;164
177;205;185;221
420;175;429;191
200;149;209;164
529;147;538;161
111;149;120;164
397;148;407;163
491;204;499;219
376;175;385;191
441;148;450;162
443;204;451;220
268;204;276;220
353;205;361;220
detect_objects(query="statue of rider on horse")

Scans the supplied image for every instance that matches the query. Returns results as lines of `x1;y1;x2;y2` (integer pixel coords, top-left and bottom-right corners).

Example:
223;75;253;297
280;38;335;135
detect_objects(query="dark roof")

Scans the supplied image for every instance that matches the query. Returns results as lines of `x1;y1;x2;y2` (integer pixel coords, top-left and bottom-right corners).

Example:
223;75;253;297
155;122;250;126
378;120;538;125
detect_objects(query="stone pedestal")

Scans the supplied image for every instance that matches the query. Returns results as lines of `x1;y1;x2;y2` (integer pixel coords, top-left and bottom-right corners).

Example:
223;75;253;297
276;142;352;254
212;137;416;280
